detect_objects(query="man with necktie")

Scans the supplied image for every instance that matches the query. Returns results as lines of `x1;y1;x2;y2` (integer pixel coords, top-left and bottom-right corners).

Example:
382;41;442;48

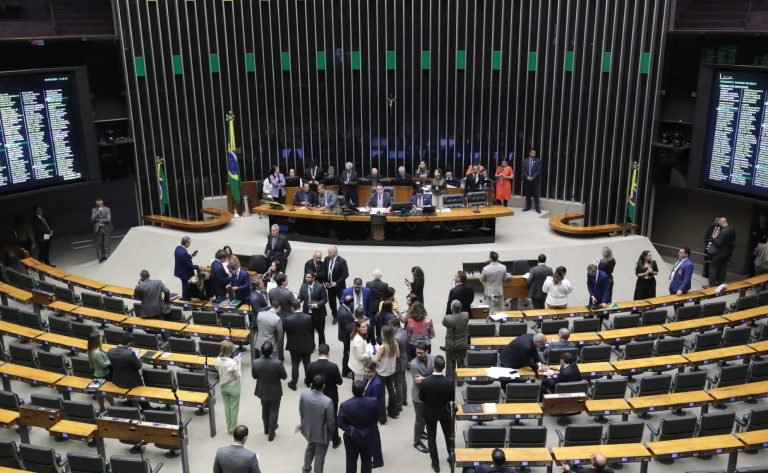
324;246;349;325
410;188;432;209
668;247;694;296
32;206;54;265
265;224;291;272
91;198;114;263
522;148;542;213
366;183;392;209
464;165;484;193
304;250;327;283
340;278;370;316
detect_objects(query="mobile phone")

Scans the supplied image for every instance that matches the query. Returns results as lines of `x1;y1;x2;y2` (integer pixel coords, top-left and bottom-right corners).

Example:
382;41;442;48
192;250;199;256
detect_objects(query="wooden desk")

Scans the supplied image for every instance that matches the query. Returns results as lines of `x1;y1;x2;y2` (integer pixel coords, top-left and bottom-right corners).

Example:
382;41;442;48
707;380;768;403
647;433;743;459
72;306;129;324
0;283;33;304
98;381;131;397
682;345;756;366
456;403;543;422
584;399;632;418
699;281;752;298
46;300;80;313
743;274;768;288
567;332;603;345
55;375;96;396
0;409;19;428
49;419;97;441
548;213;637;237
748;340;768;356
598;325;668;344
97;417;182;447
455;368;518;382
0;467;30;473
254;202;515;222
570;362;616;378
627;391;713;413
553;443;651;464
454;447;552;467
610;354;687;375
128;386;208;407
26;261;70;281
36;333;87;352
664;315;731;335
735;429;768;448
645;292;706;307
121;316;187;335
182;324;249;342
143;207;233;231
102;285;136;299
469;336;513;350
19;405;61;429
523;307;592;320
0;363;64;389
62;274;108;291
0;320;45;341
151;352;207;370
723;306;768;325
485;311;526;321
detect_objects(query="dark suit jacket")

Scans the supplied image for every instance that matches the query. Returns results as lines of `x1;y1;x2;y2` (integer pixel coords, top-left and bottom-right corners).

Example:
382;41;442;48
107;345;143;389
556;363;582;384
32;214;51;242
249;291;269;314
282;311;315;355
251;355;287;400
305;358;343;401
522;157;542;183
173;246;198;280
304;166;323;182
499;333;540;372
337;396;380;447
337;304;356;342
268;286;297;317
446;283;474;315
464;173;485;192
366;192;393;208
365;279;389;317
294;190;317;207
418;374;454;421
395;172;412;181
475;466;516;473
527;264;554;300
363;374;385;403
340;287;370;315
304;258;327;282
297;282;328;318
710;225;736;258
323;256;349;290
213;444;261;473
210;259;230;298
587;269;612;305
230;269;251;301
265;234;291;264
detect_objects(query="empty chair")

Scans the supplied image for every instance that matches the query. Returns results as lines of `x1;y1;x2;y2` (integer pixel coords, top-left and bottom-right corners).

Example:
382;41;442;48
758;291;768;305
81;292;103;310
731;294;758;312
604;421;645;444
168;337;197;355
505;383;540;403
54;286;79;303
463;383;501;403
67;452;107;473
675;304;702;322
133;332;167;351
63;400;98;424
736;406;768;432
37;352;70;375
749;360;768;383
754;324;768;342
466;351;498;368
177;371;211;394
220;313;247;329
165;307;186;323
102;297;127;314
0;440;22;469
0;306;20;322
507;425;547;447
103;328;126;345
541;319;569;335
71;321;98;339
191;311;218;326
0;391;22;411
198;340;223;358
649;416;697;440
71;356;95;379
708;364;749;388
498;322;527;337
463;425;507;448
9;343;37;368
673;371;707;393
143;410;181;457
555;380;589;395
545;347;578;365
697;412;735;436
591;379;627;400
721;326;751;347
36;280;56;294
556;424;603;446
686;331;722;352
467;322;496;338
13;272;35;291
443;194;464;208
623;340;654;360
109;455;162;473
142;369;175;390
655;337;685;356
641;308;668;326
612;314;640;329
572;318;601;333
580;345;612;363
19;444;68;473
48;316;72;336
29;394;63;410
629;374;672;397
702;301;727;317
19;310;46;330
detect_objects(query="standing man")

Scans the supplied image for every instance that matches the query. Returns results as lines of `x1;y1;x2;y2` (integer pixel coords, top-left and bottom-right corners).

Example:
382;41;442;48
133;270;171;319
480;251;507;312
703;217;720;279
227;262;251;302
251;341;286;442
522;148;542;213
213;425;262;473
527;254;553;310
32;205;54;265
362;361;386;426
265;224;291;273
419;355;454;473
253;300;284;360
708;217;736;287
337;380;381;473
298;272;330;345
304;250;327;283
499;333;546;376
464;165;484;193
107;332;150;410
446;271;474;315
342;162;359;205
410;342;434;454
586;264;612;308
283;300;315;391
341;278;370;316
305;160;323;188
299;374;336;473
324;246;349;325
174;236;199;300
750;215;768;276
268;273;296;319
669;247;694;296
305;344;344;449
211;250;231;299
365;269;389;319
337;295;356;379
91;198;113;263
442;300;469;382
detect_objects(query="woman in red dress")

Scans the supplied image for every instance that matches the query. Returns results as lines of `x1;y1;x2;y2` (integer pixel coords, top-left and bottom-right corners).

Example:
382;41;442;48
495;160;513;206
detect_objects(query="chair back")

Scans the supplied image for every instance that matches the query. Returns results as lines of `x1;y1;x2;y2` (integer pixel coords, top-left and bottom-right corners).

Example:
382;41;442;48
467;322;496;337
572;318;601;333
63;400;97;424
71;321;98;339
592;379;627;400
0;306;20;322
54;286;78;303
641;309;668;326
580;345;611;363
19;444;64;473
465;384;501;403
465;351;498;368
657;416;697;440
749;360;768;383
505;383;540;403
743;407;768;432
734;294;758;311
102;297;126;314
192;311;219;326
103;328;126;345
0;391;22;411
220;313;247;329
67;452;107;473
30;395;62;411
612;314;640;329
19;310;44;330
605;421;645;444
545;347;578;365
168;337;197;355
675;304;702;321
702;301;727;316
498;322;527;337
37;352;69;375
507;425;547;447
0;439;22;469
698;412;735;436
133;332;163;350
177;371;210;392
199;340;223;357
541;319;568;335
166;307;185;322
48;316;72;336
81;292;104;310
673;371;707;392
465;425;506;448
691;331;723;351
655;337;685;356
623;340;654;359
716;364;750;388
562;424;603;446
71;356;95;379
9;343;37;368
466;191;488;207
555;380;589;395
109;456;151;473
637;374;672;396
141;368;175;389
722;326;751;347
443;194;465;208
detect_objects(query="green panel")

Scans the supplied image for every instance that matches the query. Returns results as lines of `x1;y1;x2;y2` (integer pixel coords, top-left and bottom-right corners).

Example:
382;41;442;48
172;55;183;75
134;56;146;77
386;50;396;70
602;52;612;73
640;52;651;74
316;51;326;70
245;53;256;72
564;51;574;72
209;53;220;73
351;51;361;70
281;51;291;71
527;51;537;72
491;50;502;71
421;50;431;70
456;50;466;70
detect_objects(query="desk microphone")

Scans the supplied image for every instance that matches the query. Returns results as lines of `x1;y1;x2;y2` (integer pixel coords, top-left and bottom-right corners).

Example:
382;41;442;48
290;197;297;212
227;321;233;340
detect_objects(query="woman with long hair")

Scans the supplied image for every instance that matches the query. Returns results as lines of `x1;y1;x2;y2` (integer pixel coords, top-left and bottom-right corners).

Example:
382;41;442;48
416;160;430;179
495;160;513;207
214;340;242;434
378;286;400;315
87;333;113;413
375;301;395;345
373;324;401;419
405;266;425;304
633;250;659;300
598;247;616;278
222;246;241;266
431;168;447;210
348;321;373;381
542;266;574;309
405;302;435;360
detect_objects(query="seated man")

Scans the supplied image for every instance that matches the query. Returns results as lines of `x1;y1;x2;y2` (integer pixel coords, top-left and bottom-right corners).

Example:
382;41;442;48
542;352;581;393
395;165;411;181
294;182;317;207
410;188;432;209
366;183;392;209
317;184;340;211
444;170;460;187
541;328;575;364
366;167;382;187
476;448;516;473
561;453;612;473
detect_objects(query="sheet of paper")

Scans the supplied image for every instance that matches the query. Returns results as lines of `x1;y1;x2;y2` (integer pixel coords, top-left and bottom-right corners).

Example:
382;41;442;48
483;403;497;414
489;313;510;322
43;234;50;240
441;208;452;213
485;367;518;379
522;272;530;280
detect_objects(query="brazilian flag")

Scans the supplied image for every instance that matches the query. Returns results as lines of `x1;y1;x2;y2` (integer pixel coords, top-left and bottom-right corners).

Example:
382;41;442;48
226;112;241;205
157;157;169;215
627;162;638;223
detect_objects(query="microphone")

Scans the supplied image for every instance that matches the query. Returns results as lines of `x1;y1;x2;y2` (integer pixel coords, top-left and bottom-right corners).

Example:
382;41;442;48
227;321;233;340
290;194;297;212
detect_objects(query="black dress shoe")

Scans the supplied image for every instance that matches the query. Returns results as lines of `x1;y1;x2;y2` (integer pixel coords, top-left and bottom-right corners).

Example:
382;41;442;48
439;346;446;351
522;208;531;212
268;432;275;441
332;438;342;449
287;383;297;391
535;209;541;214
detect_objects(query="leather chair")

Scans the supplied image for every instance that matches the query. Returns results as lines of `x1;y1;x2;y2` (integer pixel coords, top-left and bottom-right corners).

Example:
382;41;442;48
0;440;22;469
463;425;506;448
19;444;68;473
68;452;107;473
580;345;611;363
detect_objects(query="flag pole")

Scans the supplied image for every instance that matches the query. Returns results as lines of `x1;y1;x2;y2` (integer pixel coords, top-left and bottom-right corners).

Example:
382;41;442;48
226;111;241;218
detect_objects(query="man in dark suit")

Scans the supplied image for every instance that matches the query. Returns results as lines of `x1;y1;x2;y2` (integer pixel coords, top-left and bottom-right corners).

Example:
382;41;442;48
174;236;199;300
445;271;474;314
268;273;297;319
317;184;340;211
418;355;454;473
323;246;349;324
32;205;54;265
561;453;612;473
294;182;318;207
542;352;582;393
107;332;151;410
91;198;114;263
365;269;388;319
297;272;329;345
305;160;323;187
248;279;269;326
340;278;369;316
341;162;359;205
464;165;485;193
444;170;460;188
265;224;291;273
366;167;382;187
337;380;382;473
304;250;327;283
703;217;720;279
283;300;315;391
527;254;553;309
213;425;262;473
305;344;344;449
541;328;575;364
362;361;387;425
522;148;542;213
210;250;230;299
227;262;251;302
410;188;432;208
708;217;736;287
669;247;695;296
133;270;171;319
586;264;612;307
395;165;412;181
366;183;393;209
251;341;287;441
475;448;516;473
499;332;546;377
336;295;356;378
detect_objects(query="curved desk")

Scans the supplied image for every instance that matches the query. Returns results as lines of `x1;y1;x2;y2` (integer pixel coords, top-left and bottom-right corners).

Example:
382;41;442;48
143;208;233;231
549;213;636;237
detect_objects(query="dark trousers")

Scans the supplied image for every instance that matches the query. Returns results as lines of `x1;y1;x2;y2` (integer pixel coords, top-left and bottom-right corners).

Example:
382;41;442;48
542;377;557;394
381;373;400;418
37;239;51;264
312;314;326;345
290;352;311;385
394;361;408;404
341;336;352;376
260;399;280;435
327;288;341;320
444;347;466;379
703;247;712;278
330;395;340;444
709;254;730;286
425;416;453;469
344;435;373;473
178;276;191;300
531;296;546;310
413;402;426;444
523;180;540;210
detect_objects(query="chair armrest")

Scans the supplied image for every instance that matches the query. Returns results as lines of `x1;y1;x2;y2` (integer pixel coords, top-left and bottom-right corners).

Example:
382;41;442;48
208;378;220;389
602;321;611;330
646;422;659;436
666;315;676;323
706;375;718;388
684;341;694;353
182;314;193;323
151;462;164;473
556;429;565;445
734;416;746;432
627;383;639;395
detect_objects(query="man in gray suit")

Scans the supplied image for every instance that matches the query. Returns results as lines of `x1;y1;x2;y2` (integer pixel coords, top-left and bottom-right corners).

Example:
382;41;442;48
442;300;469;383
299;374;335;473
541;328;575;364
213;425;262;473
251;341;287;442
254;300;284;361
91;198;113;263
133;270;171;319
268;273;296;319
317;184;340;212
365;183;393;209
480;251;508;312
527;254;553;309
409;342;434;454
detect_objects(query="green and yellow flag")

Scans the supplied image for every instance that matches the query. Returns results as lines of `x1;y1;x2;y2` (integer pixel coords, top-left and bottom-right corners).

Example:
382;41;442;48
627;162;639;223
226;112;241;205
156;157;169;215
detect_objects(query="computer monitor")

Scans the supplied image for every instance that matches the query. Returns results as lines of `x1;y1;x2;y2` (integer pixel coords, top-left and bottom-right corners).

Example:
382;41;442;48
391;203;413;213
285;176;301;187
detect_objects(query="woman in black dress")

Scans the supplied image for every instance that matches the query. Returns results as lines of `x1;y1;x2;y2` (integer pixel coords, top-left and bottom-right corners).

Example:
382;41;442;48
405;266;425;304
633;250;659;300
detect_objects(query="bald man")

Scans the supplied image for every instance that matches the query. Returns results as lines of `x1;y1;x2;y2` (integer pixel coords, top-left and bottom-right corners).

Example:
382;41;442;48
304;250;326;282
561;453;611;473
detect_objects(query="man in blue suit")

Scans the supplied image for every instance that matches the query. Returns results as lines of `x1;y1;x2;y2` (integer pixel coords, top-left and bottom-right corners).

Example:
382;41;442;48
522;148;542;213
340;278;369;317
586;264;612;307
210;250;230;299
227;262;251;301
362;361;386;427
366;183;392;209
410;188;432;209
669;247;695;296
338;380;382;473
294;182;318;207
174;236;199;300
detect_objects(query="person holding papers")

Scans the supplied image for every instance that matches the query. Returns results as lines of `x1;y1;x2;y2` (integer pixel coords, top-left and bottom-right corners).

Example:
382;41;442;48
410;188;432;208
366;183;392;209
